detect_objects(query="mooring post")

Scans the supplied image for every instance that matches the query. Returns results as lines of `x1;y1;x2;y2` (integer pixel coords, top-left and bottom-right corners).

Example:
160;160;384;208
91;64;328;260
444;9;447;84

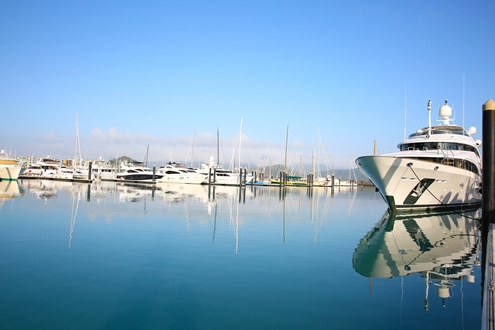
152;165;156;183
483;99;495;229
88;161;92;181
482;99;495;328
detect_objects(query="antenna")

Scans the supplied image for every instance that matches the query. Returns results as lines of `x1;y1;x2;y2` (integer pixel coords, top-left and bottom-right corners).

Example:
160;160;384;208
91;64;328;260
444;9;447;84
462;75;465;129
427;100;432;137
404;83;407;140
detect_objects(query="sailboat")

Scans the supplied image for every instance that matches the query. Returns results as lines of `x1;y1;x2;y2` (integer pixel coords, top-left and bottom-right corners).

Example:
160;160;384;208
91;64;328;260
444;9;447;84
195;119;253;185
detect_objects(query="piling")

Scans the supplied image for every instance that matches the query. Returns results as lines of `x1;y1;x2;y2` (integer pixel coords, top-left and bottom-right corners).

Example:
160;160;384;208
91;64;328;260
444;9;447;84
152;165;156;183
483;99;495;227
88;161;92;181
482;99;495;330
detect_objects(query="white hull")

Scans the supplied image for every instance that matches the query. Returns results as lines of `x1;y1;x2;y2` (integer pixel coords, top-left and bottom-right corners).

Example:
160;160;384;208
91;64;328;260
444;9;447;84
0;166;22;181
157;174;206;184
356;155;482;212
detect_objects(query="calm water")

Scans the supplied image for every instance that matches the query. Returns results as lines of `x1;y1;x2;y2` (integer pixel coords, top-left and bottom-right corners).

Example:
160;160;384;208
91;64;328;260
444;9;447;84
0;179;482;329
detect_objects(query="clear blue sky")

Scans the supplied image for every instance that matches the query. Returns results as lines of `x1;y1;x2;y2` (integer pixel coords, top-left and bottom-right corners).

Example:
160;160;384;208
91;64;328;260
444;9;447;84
1;1;494;170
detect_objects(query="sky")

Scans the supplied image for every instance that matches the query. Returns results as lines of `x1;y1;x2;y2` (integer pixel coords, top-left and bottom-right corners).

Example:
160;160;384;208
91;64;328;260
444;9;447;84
1;0;494;170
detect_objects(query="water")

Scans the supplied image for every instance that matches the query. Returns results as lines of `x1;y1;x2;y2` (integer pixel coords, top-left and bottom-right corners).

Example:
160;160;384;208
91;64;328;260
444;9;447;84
0;180;482;329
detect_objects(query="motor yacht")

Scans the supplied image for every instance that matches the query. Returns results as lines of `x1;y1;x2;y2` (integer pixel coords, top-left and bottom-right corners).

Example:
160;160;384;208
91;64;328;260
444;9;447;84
355;100;482;212
116;162;163;182
20;157;62;178
156;162;207;184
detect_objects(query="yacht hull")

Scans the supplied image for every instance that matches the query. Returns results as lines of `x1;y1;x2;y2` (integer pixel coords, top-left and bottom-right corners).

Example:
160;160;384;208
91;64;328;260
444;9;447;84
356;155;482;212
157;175;206;184
0;166;22;181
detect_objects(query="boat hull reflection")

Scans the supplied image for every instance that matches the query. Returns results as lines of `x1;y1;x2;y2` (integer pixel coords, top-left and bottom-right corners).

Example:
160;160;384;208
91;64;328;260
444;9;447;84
353;209;481;279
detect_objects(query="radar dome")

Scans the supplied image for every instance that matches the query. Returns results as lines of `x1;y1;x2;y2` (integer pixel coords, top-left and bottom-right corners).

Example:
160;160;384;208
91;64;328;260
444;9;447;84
438;100;453;125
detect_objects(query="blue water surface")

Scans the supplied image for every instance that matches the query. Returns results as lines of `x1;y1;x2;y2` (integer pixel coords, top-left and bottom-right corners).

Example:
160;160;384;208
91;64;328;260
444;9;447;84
0;180;482;329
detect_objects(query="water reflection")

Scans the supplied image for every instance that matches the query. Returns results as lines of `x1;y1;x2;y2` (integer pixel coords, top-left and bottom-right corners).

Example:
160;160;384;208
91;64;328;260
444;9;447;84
0;180;21;206
353;209;481;310
15;180;376;254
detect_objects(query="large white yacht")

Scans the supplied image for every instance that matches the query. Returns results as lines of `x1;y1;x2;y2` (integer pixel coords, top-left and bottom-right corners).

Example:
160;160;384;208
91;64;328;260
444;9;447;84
0;150;22;180
356;100;482;212
156;162;207;184
116;161;163;182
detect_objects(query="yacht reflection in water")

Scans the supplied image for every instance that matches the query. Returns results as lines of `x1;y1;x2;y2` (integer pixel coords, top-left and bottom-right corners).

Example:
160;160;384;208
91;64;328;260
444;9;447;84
353;208;481;311
0;180;21;207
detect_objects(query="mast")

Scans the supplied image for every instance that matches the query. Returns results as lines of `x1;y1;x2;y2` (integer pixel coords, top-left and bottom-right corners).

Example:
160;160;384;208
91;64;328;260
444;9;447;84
462;75;465;129
238;118;243;172
186;130;195;167
284;125;289;172
74;112;82;166
144;144;149;167
216;126;219;166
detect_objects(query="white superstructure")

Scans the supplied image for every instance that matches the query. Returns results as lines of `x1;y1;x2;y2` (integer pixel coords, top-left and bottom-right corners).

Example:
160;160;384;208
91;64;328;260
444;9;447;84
356;100;482;212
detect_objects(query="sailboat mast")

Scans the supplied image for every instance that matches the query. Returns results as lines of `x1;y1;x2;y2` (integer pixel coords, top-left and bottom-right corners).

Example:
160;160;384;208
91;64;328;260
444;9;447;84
238;118;243;172
74;112;82;166
284;125;289;172
217;126;219;166
144;144;149;167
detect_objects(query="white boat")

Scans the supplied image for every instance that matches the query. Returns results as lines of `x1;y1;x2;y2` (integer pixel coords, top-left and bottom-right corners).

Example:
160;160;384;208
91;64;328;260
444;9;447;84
116;162;163;182
0;150;22;181
20;157;62;178
72;160;117;181
156;162;207;184
92;164;118;180
196;156;253;185
355;100;482;212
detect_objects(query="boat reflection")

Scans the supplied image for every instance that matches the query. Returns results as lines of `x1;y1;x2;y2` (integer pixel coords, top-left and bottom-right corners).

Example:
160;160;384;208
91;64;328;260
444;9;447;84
0;180;21;206
353;209;481;309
